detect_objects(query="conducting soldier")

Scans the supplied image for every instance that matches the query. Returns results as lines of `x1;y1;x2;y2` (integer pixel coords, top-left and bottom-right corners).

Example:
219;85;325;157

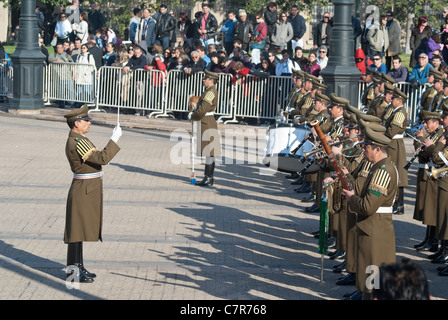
413;111;445;252
342;126;398;300
189;69;221;186
64;105;122;283
384;87;408;215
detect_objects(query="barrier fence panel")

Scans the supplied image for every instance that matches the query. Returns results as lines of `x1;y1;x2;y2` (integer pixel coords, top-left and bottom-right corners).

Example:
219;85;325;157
164;70;233;119
0;59;13;98
46;62;96;104
233;74;292;120
356;80;428;125
96;67;166;116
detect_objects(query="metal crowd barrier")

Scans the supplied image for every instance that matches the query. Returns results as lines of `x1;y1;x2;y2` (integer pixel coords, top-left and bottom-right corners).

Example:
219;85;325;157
2;59;433;126
231;74;292;123
357;80;429;124
0;59;13;99
164;70;233;121
46;62;97;104
95;66;166;117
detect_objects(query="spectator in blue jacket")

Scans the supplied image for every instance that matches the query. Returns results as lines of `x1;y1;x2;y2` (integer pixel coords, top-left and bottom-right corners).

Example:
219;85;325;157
129;8;141;43
387;55;409;82
409;53;434;88
287;5;306;58
221;11;237;56
368;53;388;74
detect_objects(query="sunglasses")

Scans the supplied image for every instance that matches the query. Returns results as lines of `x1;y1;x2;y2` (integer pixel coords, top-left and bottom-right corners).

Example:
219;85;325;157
323;16;330;19
319;51;326;53
373;58;381;60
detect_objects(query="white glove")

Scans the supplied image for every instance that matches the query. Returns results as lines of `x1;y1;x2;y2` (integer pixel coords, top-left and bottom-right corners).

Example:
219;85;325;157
111;125;122;143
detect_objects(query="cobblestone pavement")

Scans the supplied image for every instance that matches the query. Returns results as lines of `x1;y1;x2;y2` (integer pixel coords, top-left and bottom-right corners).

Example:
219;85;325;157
0;107;446;300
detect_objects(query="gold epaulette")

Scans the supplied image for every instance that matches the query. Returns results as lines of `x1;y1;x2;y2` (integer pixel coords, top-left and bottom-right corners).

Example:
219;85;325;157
76;138;96;162
368;166;391;196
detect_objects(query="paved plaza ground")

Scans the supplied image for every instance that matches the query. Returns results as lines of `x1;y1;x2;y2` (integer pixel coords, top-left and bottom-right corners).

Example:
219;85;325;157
0;106;446;302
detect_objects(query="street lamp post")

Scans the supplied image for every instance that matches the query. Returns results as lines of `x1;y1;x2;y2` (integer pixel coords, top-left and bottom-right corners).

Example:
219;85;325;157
9;0;45;114
321;0;361;106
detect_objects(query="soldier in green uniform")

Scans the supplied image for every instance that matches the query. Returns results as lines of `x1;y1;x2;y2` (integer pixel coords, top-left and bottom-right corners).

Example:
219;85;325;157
413;111;445;252
337;115;386;298
64;105;122;283
384;87;408;215
431;136;448;273
342;126;398;300
418;69;442;115
289;74;315;119
189;70;221;186
283;69;305;117
361;69;380;111
428;74;446;113
367;82;394;119
431;78;448;113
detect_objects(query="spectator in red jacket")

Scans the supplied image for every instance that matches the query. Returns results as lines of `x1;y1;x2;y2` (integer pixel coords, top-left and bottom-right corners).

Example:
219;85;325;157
250;13;268;65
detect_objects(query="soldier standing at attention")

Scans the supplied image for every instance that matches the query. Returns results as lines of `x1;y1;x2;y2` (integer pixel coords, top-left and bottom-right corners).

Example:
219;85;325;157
384;87;408;215
342;126;398;300
64;105;122;283
189;70;221;186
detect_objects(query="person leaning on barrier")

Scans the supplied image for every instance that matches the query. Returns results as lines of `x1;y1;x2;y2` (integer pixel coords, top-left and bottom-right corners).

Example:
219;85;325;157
123;45;148;74
63;105;122;284
372;258;430;300
342;126;398;300
409;53;434;89
189;70;221;186
48;43;75;109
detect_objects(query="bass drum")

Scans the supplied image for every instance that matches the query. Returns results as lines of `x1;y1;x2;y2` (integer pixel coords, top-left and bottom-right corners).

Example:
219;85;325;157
262;123;318;173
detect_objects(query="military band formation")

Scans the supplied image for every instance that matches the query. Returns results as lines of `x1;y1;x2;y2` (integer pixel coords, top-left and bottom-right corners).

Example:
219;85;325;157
62;65;447;300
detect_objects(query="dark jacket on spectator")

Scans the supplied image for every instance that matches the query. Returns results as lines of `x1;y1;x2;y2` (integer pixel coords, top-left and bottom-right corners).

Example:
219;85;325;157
387;66;409;82
155;12;176;38
189;57;207;73
288;13;306;40
88;45;103;70
233;19;254;46
198;12;219;40
313;19;333;47
264;6;277;38
125;54;148;70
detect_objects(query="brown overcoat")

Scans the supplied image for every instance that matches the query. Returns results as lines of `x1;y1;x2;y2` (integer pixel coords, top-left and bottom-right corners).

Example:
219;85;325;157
384;105;408;187
64;132;120;244
348;157;398;293
191;85;221;157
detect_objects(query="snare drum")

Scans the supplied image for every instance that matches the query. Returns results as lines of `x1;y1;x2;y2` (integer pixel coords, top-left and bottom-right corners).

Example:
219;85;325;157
262;123;316;173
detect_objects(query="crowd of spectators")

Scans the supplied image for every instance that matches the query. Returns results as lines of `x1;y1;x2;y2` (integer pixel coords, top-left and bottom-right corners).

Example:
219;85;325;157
17;2;448;107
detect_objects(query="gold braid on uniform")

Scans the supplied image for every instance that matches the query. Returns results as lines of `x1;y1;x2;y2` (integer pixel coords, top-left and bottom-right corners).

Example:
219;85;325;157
368;166;391;196
391;112;405;127
204;91;216;104
358;161;373;178
76;138;97;162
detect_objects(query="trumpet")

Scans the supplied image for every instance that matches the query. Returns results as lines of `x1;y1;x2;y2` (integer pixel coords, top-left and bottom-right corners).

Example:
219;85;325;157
429;166;448;179
302;136;361;160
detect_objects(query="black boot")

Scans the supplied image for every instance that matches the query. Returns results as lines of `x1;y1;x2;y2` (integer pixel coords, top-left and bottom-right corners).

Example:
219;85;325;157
291;177;304;185
414;226;431;249
78;243;96;278
66;242;94;283
431;240;448;264
417;226;439;252
393;188;405;215
196;163;214;186
285;172;299;179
